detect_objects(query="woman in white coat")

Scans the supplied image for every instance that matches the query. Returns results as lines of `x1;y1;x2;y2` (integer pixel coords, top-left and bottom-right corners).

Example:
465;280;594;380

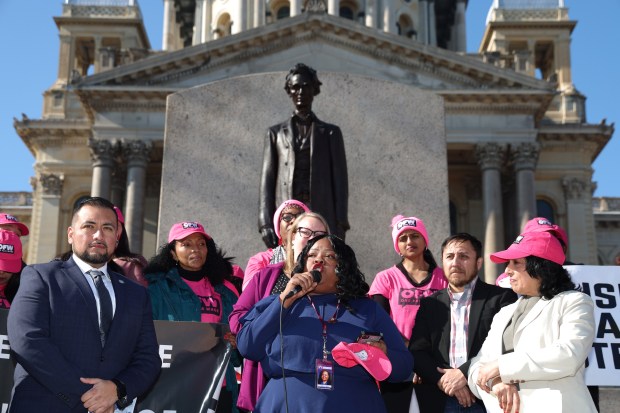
468;231;596;413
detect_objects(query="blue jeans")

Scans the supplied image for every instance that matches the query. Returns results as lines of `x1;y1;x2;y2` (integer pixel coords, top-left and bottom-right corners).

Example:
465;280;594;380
444;396;486;413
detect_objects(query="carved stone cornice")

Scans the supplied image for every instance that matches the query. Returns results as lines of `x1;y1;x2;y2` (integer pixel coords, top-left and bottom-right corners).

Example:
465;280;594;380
511;142;540;171
475;143;505;171
442;90;554;123
39;173;64;196
305;0;327;12
538;122;613;160
75;13;551;91
562;176;591;201
121;140;152;167
13;117;92;154
88;138;117;167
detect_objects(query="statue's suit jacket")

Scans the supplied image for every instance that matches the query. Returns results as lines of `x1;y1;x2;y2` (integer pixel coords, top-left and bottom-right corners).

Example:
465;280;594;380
8;258;161;413
409;281;517;413
259;114;349;238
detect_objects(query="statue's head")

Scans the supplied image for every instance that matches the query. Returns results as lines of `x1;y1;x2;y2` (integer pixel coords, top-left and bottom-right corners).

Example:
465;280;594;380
284;63;322;96
284;63;322;112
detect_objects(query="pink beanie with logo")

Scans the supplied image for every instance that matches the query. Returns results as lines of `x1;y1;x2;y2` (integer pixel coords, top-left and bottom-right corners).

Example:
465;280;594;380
391;215;429;254
273;199;309;240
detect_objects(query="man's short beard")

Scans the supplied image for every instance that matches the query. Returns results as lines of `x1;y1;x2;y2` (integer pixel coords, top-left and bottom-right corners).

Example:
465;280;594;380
448;272;478;289
75;250;111;265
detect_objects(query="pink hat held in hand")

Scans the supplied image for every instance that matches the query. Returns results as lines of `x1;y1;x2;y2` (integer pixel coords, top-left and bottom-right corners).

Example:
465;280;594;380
332;342;392;381
490;231;565;265
391;215;429;254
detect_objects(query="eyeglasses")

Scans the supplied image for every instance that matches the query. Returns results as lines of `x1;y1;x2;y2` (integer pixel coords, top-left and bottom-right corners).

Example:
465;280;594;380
296;227;327;239
281;212;302;223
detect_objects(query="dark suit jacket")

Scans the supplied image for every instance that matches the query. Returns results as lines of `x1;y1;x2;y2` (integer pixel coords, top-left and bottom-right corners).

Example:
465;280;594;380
409;280;517;413
258;113;349;238
7;258;161;413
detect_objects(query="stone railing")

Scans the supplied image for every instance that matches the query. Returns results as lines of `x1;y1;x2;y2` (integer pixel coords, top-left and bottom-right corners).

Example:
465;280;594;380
494;0;563;9
0;192;33;207
593;197;620;212
64;0;137;6
62;0;141;18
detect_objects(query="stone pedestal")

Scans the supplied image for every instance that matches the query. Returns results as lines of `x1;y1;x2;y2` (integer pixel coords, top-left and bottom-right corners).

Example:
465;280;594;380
159;72;449;279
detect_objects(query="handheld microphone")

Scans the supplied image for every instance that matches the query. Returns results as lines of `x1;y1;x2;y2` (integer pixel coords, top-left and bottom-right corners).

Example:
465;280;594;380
283;269;322;300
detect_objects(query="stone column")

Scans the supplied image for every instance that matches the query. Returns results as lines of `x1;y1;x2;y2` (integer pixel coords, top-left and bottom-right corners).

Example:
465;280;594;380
418;0;429;45
454;0;467;52
254;0;265;28
476;143;505;283
122;140;152;254
290;0;302;16
93;36;102;73
327;0;340;16
562;177;597;264
193;0;205;45
110;166;126;209
365;0;376;28
232;0;247;34
203;0;213;42
31;174;64;263
427;0;437;46
555;35;573;89
89;139;115;200
58;35;75;83
383;2;395;34
162;0;176;50
512;143;539;233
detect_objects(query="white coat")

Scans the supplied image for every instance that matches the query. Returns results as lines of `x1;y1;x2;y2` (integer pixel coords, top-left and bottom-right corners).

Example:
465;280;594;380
468;290;596;413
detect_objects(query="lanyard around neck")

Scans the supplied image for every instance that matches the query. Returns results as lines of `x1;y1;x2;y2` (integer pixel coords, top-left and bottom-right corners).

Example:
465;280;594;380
307;295;341;360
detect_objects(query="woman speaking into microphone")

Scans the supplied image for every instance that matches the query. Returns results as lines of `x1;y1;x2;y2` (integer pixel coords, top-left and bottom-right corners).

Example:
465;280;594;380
236;235;413;412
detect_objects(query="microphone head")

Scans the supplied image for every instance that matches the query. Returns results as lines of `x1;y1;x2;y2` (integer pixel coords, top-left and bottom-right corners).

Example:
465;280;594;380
310;269;322;283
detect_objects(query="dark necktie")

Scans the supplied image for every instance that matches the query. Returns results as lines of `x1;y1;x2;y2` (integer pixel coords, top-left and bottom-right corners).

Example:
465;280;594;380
88;269;113;347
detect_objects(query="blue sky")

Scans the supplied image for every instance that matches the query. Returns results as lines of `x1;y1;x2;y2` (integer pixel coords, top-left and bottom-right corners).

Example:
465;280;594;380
1;0;617;196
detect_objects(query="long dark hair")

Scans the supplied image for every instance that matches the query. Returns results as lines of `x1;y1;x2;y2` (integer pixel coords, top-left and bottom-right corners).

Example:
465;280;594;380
115;222;143;260
292;234;369;305
525;255;577;299
144;236;233;286
415;249;438;273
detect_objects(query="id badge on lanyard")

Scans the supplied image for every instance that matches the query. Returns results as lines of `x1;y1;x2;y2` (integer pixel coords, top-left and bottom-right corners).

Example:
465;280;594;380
308;296;340;391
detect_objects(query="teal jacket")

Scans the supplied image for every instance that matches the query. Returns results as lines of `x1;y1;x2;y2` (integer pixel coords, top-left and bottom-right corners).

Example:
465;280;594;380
145;267;241;412
146;267;238;323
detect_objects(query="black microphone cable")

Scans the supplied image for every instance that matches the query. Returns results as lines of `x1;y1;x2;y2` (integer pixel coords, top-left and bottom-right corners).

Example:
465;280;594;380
279;270;322;413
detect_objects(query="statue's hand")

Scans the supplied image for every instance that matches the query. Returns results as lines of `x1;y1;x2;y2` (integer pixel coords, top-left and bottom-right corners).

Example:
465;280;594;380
261;227;278;249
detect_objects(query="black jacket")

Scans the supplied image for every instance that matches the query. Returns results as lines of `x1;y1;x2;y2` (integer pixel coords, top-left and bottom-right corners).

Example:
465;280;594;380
409;280;517;413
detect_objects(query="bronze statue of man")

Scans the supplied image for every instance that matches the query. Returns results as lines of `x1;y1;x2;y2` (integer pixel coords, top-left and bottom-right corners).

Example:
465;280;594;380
258;63;349;247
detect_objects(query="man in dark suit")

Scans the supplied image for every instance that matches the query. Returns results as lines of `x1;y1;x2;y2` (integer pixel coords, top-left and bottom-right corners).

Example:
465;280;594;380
258;63;349;246
8;197;160;413
409;233;517;413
